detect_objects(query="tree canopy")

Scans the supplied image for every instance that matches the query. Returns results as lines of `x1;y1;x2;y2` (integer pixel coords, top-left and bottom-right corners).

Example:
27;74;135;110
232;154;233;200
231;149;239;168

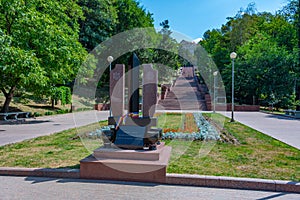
0;0;88;112
200;1;299;109
1;0;298;112
0;0;157;112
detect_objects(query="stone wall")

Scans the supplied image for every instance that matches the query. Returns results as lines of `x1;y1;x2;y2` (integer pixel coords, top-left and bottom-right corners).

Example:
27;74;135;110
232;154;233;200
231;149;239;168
214;104;260;111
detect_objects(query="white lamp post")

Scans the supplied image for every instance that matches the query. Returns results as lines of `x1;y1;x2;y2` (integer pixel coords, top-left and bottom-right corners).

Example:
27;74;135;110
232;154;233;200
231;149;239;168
230;52;237;122
213;71;218;113
107;56;114;69
107;56;113;117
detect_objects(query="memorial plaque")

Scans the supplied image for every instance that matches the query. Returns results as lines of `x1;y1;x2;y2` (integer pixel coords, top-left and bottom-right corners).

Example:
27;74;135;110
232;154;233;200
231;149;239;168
114;126;147;149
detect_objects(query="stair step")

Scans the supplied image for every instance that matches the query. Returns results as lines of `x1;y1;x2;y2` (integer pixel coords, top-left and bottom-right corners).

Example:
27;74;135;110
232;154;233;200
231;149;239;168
158;67;209;110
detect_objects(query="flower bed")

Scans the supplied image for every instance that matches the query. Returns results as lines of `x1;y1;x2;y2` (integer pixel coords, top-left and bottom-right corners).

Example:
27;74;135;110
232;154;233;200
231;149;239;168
82;113;220;141
162;113;220;141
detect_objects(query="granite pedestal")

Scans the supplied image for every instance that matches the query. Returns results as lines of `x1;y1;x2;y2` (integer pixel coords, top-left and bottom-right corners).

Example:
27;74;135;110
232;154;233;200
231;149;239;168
80;143;171;183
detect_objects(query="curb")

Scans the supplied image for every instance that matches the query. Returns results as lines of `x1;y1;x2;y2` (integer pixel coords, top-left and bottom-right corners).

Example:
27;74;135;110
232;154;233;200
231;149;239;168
166;173;300;193
259;110;299;120
0;167;299;193
0;167;80;179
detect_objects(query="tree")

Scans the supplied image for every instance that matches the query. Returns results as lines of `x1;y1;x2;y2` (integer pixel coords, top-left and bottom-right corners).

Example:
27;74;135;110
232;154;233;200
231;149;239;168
110;0;155;65
200;1;299;108
0;31;44;112
279;0;299;24
156;20;181;69
114;0;153;34
0;0;87;112
234;33;294;107
78;0;118;52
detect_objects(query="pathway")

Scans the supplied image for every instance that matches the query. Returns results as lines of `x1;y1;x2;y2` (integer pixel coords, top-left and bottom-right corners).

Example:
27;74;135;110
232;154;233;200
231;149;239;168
0;110;109;146
220;111;300;150
0;176;299;200
158;66;207;110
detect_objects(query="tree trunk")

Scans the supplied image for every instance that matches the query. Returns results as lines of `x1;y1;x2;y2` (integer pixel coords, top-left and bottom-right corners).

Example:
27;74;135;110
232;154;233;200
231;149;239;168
1;86;16;113
51;99;55;109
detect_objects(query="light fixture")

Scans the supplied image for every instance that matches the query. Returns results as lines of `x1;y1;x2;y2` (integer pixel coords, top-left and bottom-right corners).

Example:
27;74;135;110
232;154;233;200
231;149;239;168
230;52;237;122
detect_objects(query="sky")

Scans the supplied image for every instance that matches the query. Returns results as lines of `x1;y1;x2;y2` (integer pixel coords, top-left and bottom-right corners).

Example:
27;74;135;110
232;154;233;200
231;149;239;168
139;0;288;40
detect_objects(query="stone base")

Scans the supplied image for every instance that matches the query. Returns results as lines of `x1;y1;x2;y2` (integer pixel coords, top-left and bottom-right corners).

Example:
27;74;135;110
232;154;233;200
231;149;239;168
80;144;171;183
93;142;166;161
108;116;157;127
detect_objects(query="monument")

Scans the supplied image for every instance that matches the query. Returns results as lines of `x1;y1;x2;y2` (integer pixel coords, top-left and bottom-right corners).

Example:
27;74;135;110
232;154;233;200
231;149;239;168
80;54;172;183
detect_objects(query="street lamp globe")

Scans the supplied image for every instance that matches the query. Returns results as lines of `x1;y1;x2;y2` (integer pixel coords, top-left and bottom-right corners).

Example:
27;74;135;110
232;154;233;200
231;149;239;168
107;56;114;63
230;52;237;59
213;71;218;76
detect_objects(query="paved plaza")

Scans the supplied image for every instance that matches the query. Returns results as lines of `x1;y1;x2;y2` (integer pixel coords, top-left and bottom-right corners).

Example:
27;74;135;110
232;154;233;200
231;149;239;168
0;110;109;146
221;111;300;150
0;176;299;200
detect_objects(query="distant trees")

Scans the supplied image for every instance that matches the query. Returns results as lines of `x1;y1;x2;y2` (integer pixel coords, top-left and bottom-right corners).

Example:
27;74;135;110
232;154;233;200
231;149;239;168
78;0;154;52
200;1;299;109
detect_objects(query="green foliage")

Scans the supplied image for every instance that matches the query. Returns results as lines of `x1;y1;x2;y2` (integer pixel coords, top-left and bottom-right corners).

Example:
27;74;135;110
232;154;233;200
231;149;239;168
56;109;70;114
114;0;154;34
78;0;118;52
45;111;54;116
233;33;295;107
0;0;88;112
0;31;45;91
33;112;42;117
51;86;72;106
76;0;156;90
200;2;299;108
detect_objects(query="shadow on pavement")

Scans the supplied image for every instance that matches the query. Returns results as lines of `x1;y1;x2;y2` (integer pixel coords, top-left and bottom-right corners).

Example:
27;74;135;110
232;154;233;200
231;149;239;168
58;178;159;187
0;120;52;125
264;114;299;121
257;192;290;200
25;176;159;188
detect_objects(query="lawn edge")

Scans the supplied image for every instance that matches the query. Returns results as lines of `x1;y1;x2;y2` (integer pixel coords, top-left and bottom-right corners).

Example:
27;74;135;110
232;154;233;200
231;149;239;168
0;167;298;193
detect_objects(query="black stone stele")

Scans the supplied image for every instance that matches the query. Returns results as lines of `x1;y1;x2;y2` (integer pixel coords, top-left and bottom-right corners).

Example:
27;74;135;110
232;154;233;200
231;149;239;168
128;53;140;114
106;53;161;150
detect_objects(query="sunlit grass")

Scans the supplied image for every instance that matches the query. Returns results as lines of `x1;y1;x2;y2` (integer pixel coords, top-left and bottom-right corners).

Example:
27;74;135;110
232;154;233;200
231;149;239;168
0;113;299;181
0;121;107;168
166;113;300;181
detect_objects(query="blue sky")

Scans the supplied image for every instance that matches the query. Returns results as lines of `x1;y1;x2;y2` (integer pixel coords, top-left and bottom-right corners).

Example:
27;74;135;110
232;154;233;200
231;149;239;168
139;0;287;40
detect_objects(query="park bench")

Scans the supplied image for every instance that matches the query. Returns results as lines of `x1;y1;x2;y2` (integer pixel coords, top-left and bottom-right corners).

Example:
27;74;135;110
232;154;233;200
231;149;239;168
0;112;31;121
284;110;300;119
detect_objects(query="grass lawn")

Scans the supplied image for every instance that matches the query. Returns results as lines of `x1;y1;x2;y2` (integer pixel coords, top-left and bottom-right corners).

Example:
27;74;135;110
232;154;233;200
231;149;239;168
0;113;299;181
167;113;300;181
0;93;93;116
0;121;107;169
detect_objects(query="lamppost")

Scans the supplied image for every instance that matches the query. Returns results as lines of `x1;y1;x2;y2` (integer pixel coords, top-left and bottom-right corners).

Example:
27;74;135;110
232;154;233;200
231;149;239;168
230;52;237;122
107;56;114;117
213;71;218;113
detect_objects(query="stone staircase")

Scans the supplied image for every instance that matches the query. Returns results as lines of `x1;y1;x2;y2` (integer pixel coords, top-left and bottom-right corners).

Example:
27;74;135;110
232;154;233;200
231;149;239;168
158;67;208;110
